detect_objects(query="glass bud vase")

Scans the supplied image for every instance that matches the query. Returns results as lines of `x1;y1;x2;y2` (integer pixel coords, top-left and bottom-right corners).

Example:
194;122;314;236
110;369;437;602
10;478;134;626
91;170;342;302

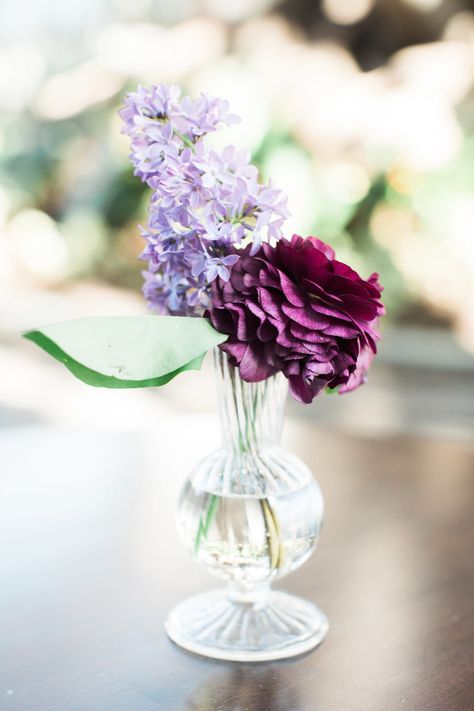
165;349;328;661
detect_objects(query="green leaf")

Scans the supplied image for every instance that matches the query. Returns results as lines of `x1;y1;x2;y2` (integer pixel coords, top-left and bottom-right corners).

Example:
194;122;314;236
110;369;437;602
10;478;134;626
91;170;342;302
23;315;227;388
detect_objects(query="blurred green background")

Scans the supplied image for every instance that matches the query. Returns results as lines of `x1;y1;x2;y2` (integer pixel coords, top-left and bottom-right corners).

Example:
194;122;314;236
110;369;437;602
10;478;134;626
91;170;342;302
1;0;473;439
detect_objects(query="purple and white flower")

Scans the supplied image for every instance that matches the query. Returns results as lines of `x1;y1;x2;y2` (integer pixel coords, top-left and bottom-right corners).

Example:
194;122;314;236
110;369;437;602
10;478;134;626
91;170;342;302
120;84;289;315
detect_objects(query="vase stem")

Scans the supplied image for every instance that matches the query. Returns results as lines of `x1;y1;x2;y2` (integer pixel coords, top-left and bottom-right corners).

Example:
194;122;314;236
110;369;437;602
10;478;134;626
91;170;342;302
227;580;271;605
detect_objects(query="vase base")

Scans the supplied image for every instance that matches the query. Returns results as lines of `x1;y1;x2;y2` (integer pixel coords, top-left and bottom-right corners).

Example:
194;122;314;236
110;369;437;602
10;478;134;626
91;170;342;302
165;588;328;662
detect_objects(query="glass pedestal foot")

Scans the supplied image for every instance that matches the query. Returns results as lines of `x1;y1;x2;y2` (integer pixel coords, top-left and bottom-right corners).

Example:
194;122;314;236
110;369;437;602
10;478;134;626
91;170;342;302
165;588;328;662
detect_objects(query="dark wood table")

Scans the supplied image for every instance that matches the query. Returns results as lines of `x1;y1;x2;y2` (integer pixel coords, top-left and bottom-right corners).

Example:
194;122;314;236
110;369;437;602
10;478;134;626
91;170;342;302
1;419;473;711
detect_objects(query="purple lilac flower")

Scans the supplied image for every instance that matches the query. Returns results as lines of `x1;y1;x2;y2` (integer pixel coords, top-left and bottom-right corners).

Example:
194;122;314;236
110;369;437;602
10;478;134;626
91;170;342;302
120;84;290;315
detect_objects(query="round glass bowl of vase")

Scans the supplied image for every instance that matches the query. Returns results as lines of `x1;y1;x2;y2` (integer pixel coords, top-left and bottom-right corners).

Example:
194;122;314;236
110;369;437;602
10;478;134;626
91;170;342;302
24;83;384;663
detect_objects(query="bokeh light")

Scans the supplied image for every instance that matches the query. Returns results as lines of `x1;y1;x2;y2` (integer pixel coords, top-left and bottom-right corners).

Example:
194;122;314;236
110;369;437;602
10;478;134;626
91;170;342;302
322;0;376;25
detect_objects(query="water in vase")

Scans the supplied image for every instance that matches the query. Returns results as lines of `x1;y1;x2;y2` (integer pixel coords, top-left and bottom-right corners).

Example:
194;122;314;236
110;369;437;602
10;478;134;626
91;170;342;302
179;478;322;587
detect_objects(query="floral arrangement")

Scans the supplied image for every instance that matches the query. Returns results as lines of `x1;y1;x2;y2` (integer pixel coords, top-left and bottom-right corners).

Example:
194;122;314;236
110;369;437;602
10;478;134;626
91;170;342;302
24;84;384;403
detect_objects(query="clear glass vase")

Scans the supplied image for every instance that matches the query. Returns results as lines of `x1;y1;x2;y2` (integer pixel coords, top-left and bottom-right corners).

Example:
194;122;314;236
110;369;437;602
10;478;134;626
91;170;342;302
165;349;328;661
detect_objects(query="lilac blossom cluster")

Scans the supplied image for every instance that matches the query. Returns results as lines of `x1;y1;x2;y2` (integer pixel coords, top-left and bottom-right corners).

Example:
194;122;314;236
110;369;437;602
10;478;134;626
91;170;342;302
120;84;290;315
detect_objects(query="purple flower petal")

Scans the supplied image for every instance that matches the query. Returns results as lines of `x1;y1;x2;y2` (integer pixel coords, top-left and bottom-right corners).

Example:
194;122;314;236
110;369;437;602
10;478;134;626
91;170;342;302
239;343;277;382
281;304;331;329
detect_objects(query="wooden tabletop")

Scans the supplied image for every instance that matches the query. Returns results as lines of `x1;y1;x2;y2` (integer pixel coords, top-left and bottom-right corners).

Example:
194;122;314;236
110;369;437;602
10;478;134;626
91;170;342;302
1;418;473;711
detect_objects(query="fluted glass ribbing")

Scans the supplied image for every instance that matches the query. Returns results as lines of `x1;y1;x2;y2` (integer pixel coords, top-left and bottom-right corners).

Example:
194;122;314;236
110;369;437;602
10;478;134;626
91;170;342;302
190;349;311;497
215;348;287;454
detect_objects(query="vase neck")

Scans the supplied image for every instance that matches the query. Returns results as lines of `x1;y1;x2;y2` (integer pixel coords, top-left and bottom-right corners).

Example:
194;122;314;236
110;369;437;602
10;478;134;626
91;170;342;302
213;349;287;455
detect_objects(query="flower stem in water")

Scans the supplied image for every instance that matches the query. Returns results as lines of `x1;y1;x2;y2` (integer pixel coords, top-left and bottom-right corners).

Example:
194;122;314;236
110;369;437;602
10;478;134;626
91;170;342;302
193;493;285;572
261;499;285;570
194;493;219;554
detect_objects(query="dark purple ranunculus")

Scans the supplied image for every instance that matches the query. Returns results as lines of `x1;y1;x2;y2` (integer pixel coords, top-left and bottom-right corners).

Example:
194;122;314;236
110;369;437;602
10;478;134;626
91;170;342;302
207;235;384;403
